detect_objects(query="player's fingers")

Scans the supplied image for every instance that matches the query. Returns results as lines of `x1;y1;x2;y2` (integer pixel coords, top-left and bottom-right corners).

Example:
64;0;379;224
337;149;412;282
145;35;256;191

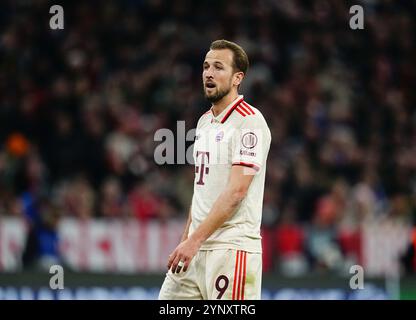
167;252;176;269
182;258;190;272
171;255;182;273
175;254;188;273
175;263;183;273
175;255;186;273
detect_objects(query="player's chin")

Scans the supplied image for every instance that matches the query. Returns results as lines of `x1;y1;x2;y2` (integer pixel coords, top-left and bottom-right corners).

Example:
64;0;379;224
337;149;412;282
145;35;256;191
204;92;216;101
205;87;220;97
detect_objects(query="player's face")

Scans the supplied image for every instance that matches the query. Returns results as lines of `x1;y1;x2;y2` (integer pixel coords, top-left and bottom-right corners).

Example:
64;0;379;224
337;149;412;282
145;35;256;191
203;49;235;103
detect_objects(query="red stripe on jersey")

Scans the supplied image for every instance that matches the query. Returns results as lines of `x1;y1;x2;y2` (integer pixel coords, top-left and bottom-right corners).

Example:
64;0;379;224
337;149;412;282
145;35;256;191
220;97;244;123
235;106;246;117
232;250;241;300
242;101;255;115
238;103;251;115
237;250;244;299
241;251;247;300
232;162;260;171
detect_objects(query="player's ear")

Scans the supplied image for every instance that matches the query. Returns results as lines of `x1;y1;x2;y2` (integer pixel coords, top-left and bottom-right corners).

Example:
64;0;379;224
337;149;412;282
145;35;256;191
233;72;244;87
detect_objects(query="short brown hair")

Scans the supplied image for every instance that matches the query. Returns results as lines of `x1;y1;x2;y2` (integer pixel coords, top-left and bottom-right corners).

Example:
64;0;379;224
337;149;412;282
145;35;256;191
210;39;249;74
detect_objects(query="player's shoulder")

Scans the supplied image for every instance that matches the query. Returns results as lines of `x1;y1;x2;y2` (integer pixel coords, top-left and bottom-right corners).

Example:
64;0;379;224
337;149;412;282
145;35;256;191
234;100;269;129
196;109;212;127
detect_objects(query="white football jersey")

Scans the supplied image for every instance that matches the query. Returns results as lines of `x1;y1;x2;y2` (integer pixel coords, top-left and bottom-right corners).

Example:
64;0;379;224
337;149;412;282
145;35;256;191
189;95;271;253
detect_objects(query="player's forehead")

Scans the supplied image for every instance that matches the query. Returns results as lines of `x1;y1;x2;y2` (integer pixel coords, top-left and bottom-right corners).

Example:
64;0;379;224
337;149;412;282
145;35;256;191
204;49;234;67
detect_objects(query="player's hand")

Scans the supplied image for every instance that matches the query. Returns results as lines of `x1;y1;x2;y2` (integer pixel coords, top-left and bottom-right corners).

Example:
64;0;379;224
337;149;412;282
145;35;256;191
167;238;201;273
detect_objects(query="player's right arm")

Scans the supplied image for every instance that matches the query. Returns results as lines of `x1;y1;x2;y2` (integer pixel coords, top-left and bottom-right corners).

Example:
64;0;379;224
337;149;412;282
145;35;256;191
168;205;192;269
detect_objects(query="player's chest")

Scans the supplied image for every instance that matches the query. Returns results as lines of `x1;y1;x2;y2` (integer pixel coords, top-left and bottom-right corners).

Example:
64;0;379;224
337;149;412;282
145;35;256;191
193;123;235;165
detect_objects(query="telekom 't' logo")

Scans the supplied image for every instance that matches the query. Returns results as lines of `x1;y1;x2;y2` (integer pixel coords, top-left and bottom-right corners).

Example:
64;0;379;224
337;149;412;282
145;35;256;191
195;151;210;185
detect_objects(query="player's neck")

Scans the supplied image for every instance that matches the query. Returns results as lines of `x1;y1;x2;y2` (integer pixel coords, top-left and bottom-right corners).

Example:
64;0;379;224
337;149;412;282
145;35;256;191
211;92;239;117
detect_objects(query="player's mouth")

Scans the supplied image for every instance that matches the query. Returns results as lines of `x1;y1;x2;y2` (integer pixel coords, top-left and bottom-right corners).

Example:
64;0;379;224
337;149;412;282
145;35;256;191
205;82;216;90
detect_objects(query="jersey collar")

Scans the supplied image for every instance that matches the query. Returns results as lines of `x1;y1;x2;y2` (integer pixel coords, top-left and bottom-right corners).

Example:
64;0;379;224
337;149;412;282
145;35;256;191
210;95;244;124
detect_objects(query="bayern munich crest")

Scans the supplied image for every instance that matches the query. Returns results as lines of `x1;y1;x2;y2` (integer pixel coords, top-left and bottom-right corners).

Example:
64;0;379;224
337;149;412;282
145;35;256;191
241;132;258;149
215;130;224;142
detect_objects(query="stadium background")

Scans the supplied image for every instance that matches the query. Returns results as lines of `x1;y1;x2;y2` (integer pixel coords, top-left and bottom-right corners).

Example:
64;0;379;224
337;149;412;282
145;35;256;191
1;0;416;299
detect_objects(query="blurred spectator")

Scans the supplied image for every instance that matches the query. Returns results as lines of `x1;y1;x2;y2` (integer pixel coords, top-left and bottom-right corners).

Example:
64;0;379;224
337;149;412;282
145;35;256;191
262;189;280;227
56;175;96;219
274;206;308;277
127;182;163;221
22;199;62;271
99;176;128;219
387;192;413;224
401;227;416;274
305;189;344;273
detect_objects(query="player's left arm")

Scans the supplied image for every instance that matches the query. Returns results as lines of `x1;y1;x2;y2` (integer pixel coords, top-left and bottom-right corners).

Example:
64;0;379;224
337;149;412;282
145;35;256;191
168;165;256;273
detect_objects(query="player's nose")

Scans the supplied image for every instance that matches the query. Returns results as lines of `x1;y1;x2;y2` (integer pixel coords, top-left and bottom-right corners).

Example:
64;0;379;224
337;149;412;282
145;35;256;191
204;67;214;78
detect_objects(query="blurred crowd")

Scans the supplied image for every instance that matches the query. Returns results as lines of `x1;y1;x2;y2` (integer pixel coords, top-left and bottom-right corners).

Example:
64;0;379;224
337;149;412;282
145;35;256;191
1;0;416;273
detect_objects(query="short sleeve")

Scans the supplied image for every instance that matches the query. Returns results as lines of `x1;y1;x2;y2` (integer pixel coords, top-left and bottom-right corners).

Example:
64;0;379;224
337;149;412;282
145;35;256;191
231;116;270;173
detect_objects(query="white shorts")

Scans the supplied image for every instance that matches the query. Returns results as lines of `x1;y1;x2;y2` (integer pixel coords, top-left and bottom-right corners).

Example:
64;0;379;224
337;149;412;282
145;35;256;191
158;249;262;300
